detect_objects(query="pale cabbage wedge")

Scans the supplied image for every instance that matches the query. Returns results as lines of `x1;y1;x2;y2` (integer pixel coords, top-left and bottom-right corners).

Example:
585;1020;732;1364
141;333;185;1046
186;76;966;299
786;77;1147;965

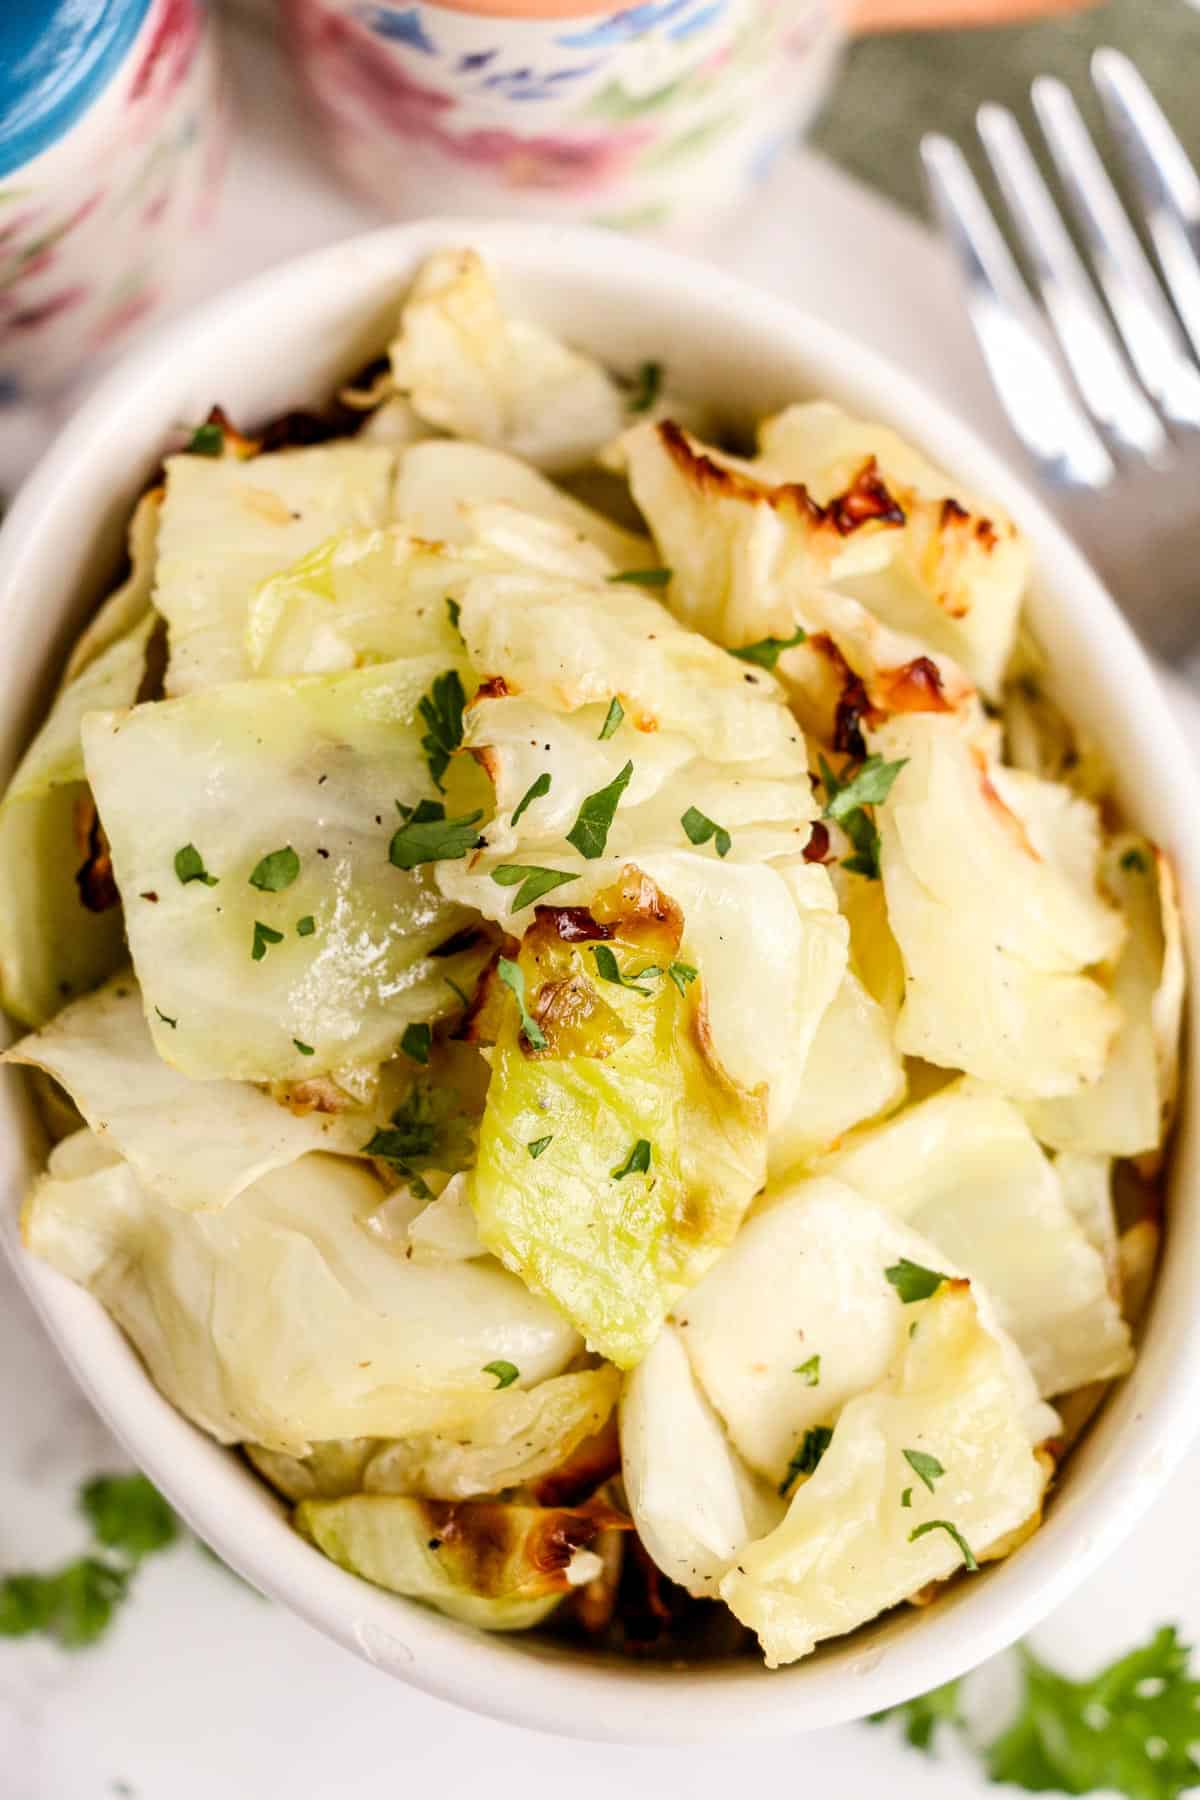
767;969;906;1176
620;1325;784;1597
389;249;626;474
756;402;1028;696
676;1175;1054;1484
874;714;1123;1097
393;437;652;566
830;863;906;1025
818;1080;1133;1398
295;1493;606;1630
618;419;980;736
62;487;160;684
249;1366;620;1503
24;1135;581;1453
245;528;469;677
81;657;490;1082
1056;1151;1120;1297
2;975;371;1213
471;872;767;1367
720;1281;1051;1667
1024;836;1184;1158
406;1172;487;1261
0;612;157;1028
154;443;393;695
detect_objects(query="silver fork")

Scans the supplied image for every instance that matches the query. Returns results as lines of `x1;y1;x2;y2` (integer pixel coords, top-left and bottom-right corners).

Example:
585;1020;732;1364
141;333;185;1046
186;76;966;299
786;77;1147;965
921;50;1200;660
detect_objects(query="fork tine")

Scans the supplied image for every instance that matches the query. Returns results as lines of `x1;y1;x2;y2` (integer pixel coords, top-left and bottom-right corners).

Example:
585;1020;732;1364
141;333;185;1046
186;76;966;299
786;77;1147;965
920;133;1114;488
1092;47;1200;365
1032;74;1200;430
977;103;1167;461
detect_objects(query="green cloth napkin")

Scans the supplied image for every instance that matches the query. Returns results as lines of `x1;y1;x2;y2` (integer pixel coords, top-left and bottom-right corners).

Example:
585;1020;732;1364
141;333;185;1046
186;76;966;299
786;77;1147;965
814;0;1200;218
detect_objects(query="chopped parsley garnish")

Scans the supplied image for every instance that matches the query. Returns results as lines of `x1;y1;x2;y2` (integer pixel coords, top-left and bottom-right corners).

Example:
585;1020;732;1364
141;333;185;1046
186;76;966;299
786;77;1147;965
249;846;299;892
527;1135;553;1159
361;1080;474;1194
779;1426;834;1495
389;801;484;870
902;1448;945;1492
627;359;662;413
666;960;698;995
908;1518;978;1571
185;421;224;457
497;956;547;1052
728;626;807;670
400;1022;432;1065
251;920;284;961
491;864;578;912
901;1486;913;1508
483;1360;519;1390
591;944;654;995
174;844;217;887
443;975;471;1009
819;753;908;882
446;596;462;634
1121;846;1148;873
599;697;624;740
611;1138;652;1180
418;669;467;791
293;1039;315;1056
154;1007;177;1029
607;567;672;588
681;805;731;858
794;1354;821;1385
296;915;316;937
566;760;633;859
885;1258;950;1303
511;772;551;827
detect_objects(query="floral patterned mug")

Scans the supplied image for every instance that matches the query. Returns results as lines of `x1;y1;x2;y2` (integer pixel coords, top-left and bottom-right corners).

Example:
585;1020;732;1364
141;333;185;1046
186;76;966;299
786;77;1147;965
0;0;227;397
285;0;844;238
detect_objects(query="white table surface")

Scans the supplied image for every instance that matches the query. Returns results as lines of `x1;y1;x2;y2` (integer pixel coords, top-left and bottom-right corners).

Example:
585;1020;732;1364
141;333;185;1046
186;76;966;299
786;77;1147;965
3;11;1200;1797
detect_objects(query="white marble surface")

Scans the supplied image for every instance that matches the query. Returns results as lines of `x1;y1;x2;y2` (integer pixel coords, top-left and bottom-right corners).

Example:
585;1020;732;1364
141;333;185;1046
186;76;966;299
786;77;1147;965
3;11;1200;1798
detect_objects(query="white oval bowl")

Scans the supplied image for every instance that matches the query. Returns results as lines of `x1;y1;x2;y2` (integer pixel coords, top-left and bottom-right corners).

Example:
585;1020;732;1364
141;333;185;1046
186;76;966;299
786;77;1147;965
2;220;1198;1745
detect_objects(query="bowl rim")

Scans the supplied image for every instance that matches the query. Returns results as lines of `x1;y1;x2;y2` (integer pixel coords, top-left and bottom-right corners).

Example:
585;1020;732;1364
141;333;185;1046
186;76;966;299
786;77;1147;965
3;216;1199;1744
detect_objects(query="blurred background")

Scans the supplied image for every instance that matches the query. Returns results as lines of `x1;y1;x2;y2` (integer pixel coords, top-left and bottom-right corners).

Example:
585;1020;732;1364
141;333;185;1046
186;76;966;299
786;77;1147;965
4;3;1200;1796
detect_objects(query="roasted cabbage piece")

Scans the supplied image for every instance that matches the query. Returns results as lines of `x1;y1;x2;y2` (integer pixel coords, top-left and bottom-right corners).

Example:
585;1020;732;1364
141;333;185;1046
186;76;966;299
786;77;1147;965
756;402;1028;697
1024;836;1184;1159
720;1281;1051;1667
471;873;767;1367
620;1324;784;1597
767;969;905;1174
245;528;470;677
675;1175;1055;1486
295;1492;620;1629
24;1136;581;1453
0;611;156;1028
81;656;490;1082
874;714;1123;1097
389;249;626;473
63;487;160;684
155;443;393;695
393;438;652;566
618;419;982;738
3;975;372;1213
819;1081;1132;1398
249;1366;621;1503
